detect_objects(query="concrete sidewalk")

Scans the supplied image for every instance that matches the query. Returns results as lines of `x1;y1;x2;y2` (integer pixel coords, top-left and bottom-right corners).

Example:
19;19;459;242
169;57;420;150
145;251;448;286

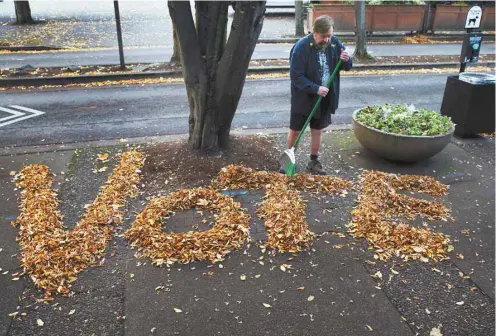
0;128;494;336
1;43;496;69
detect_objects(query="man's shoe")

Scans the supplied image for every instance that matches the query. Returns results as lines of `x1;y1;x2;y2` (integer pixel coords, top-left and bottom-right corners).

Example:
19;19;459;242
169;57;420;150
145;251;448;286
306;159;327;175
279;166;286;174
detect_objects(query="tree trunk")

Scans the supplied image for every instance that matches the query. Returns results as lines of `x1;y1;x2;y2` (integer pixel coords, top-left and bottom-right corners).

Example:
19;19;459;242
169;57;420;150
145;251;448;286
353;1;373;61
15;1;34;25
421;1;433;34
295;0;304;37
170;24;181;65
168;1;266;152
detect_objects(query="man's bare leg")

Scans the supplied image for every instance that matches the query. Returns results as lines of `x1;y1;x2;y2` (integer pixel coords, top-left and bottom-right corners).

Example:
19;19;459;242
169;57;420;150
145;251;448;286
310;128;322;155
287;129;300;148
307;128;326;175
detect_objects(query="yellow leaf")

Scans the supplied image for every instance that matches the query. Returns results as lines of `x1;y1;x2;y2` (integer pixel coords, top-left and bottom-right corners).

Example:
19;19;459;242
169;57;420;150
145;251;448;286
240;274;246;281
307;295;314;302
174;308;182;313
196;199;209;206
37;319;44;327
366;324;373;331
372;271;382;279
262;303;271;308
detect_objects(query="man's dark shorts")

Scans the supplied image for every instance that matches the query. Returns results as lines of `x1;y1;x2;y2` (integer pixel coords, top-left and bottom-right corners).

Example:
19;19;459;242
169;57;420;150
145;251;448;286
290;113;331;131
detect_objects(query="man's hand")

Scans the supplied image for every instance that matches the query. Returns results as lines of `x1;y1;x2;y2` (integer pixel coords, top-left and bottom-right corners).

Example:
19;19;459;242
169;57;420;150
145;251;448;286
340;50;350;62
317;86;329;97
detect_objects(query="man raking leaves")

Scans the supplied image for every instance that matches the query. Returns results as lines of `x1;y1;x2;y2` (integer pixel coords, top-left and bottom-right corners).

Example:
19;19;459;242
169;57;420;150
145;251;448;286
280;16;352;176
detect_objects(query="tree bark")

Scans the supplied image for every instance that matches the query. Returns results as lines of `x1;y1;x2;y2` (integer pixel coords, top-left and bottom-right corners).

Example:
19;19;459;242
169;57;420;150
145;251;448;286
215;1;265;149
168;1;266;152
15;1;34;25
353;1;373;61
169;24;181;65
295;0;304;37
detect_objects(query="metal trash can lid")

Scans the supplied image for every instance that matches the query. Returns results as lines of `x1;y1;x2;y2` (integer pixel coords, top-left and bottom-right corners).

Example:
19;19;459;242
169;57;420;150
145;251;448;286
459;72;496;85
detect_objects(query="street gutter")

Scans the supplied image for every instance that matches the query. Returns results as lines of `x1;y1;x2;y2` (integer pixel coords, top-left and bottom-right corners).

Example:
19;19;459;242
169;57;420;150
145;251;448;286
1;61;494;87
1;33;494;51
0;125;352;156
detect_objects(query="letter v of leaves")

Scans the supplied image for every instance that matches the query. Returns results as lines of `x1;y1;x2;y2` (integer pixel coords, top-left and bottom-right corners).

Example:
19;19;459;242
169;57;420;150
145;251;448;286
12;151;144;298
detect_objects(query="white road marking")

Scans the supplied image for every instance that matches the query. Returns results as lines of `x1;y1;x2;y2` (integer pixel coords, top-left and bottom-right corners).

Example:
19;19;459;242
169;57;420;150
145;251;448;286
0;107;24;123
0;105;45;128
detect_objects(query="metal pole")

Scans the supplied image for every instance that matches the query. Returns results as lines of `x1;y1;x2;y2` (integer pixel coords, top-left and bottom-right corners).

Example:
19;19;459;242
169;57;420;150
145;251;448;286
114;1;125;70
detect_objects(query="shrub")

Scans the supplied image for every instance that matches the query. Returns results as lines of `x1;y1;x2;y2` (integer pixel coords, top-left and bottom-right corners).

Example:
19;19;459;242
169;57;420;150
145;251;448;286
355;104;454;136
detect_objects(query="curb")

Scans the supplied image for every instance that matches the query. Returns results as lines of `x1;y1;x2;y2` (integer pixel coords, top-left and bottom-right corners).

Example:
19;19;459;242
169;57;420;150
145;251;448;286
2;34;494;50
0;124;353;156
259;33;495;43
0;45;62;51
1;61;494;87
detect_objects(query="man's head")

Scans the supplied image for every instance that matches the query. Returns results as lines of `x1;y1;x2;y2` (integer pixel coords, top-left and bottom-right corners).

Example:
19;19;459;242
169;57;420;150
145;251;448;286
312;16;334;48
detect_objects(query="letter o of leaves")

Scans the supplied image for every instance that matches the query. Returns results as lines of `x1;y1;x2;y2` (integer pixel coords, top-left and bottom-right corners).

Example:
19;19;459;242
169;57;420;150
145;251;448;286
124;187;250;265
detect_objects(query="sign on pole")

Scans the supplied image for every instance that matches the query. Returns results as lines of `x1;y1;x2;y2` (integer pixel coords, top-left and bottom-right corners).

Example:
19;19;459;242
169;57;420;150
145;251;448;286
465;6;482;29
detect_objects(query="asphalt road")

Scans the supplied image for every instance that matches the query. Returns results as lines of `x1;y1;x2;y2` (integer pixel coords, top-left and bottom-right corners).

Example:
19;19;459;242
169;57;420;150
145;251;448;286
0;73;451;148
1;43;495;69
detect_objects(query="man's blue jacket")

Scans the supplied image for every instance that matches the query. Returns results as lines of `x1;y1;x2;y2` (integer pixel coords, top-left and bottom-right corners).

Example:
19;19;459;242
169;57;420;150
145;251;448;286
290;34;352;119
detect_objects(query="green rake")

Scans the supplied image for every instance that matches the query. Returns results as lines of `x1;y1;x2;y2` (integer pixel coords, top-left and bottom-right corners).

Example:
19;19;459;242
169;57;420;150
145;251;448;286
280;59;343;177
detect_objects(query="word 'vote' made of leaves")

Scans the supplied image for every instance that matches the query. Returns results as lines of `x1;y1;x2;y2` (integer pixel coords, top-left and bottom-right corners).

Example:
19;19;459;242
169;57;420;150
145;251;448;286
13;155;452;298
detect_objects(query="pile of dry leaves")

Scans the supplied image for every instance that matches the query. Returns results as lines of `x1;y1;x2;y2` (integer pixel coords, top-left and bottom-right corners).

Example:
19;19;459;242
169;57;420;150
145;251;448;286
124;187;251;265
126;165;351;263
213;165;351;252
212;165;352;194
13;150;144;297
349;170;452;262
257;183;314;253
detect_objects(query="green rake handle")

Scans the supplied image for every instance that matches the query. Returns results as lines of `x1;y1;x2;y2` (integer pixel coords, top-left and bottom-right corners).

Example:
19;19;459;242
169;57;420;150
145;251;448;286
293;59;343;149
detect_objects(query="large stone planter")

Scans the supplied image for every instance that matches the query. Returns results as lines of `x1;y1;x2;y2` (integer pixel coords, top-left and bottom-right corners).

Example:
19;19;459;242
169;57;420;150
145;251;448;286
352;109;454;163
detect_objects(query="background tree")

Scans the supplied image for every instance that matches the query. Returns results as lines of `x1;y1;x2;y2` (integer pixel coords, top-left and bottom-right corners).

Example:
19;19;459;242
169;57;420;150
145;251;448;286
14;1;34;25
168;1;266;152
295;0;305;37
353;0;374;61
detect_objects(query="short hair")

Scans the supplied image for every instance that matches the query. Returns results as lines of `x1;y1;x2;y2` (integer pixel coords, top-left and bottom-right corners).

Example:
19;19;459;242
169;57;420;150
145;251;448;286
313;15;334;34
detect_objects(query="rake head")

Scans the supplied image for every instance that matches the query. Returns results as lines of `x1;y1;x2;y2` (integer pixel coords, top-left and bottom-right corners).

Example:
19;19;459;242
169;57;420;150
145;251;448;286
279;147;296;177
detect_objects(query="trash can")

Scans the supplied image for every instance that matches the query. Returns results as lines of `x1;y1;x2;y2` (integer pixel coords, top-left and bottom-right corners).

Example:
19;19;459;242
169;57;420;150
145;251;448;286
440;73;495;137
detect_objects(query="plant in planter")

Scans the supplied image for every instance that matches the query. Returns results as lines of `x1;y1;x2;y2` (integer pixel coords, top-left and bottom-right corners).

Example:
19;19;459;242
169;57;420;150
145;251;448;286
352;104;455;162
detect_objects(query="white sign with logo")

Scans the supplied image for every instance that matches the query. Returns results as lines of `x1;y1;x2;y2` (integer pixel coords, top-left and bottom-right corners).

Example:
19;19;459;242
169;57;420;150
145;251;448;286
465;6;482;29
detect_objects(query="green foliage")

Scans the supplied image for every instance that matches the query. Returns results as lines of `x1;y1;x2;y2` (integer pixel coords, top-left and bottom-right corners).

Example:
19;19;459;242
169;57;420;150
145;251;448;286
366;0;425;4
339;0;425;4
356;104;454;136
